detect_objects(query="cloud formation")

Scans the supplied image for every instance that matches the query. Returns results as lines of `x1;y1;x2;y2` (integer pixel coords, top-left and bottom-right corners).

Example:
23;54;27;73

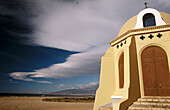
56;82;98;90
10;72;52;84
33;0;117;52
57;84;72;88
10;0;115;82
72;82;99;89
10;45;107;81
9;0;170;83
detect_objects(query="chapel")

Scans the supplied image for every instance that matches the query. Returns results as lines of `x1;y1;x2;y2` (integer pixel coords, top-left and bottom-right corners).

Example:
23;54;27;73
93;6;170;110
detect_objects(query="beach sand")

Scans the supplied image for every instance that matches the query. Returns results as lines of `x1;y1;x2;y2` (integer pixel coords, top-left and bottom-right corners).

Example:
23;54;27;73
0;97;94;110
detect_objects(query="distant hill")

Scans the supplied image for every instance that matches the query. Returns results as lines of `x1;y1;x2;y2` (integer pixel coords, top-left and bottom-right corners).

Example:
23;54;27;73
51;89;96;96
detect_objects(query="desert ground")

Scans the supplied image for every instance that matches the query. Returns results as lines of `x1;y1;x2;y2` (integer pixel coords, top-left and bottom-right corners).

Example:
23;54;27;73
0;97;94;110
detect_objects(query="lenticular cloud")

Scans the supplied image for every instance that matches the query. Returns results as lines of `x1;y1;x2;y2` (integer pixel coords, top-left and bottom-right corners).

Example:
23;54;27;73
10;0;116;83
10;0;170;83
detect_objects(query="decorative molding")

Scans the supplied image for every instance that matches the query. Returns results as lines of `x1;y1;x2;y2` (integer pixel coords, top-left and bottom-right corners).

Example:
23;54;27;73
140;35;145;40
110;24;170;46
116;40;127;49
157;33;162;38
148;34;154;39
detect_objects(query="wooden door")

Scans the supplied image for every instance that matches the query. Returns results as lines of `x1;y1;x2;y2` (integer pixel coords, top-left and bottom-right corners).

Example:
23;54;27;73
142;46;170;96
119;52;124;88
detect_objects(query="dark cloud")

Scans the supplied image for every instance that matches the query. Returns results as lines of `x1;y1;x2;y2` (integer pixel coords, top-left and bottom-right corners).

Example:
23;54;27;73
0;42;76;75
0;0;39;44
0;0;77;84
1;0;170;85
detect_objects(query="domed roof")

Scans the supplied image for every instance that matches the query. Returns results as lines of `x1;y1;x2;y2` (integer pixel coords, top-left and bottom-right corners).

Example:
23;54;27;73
118;10;170;36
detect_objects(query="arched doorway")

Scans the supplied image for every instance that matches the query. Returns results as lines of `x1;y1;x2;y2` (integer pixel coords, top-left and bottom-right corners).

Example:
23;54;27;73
119;52;124;88
141;46;170;96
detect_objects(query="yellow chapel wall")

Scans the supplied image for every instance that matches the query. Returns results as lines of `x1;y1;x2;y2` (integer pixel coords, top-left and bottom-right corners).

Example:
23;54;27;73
111;37;141;110
94;9;170;109
93;47;117;110
94;36;141;110
93;42;128;110
135;29;170;97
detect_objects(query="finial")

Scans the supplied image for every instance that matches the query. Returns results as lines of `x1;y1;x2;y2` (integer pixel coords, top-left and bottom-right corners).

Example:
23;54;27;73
144;2;148;9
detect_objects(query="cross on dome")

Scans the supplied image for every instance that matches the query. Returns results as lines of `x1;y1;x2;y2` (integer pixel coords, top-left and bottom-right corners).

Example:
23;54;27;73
144;2;148;8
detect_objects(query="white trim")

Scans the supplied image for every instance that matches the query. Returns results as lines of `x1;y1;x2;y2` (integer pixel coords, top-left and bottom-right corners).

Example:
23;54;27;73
135;8;166;29
111;96;122;98
111;96;122;106
98;103;112;108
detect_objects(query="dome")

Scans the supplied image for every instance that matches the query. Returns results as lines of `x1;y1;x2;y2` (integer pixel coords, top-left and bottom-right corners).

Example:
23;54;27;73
118;9;170;36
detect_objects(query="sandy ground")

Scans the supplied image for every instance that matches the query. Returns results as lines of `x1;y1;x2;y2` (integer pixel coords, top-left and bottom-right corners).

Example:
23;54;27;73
0;97;94;110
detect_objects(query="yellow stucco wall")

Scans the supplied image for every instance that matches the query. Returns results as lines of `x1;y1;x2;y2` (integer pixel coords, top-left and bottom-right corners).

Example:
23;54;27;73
94;9;170;110
93;47;116;110
118;15;137;37
94;36;141;110
94;26;170;110
110;37;141;110
135;30;170;97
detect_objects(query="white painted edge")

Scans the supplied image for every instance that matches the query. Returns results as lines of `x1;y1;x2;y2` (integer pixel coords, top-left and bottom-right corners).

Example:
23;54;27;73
135;8;166;29
98;103;112;108
111;96;122;99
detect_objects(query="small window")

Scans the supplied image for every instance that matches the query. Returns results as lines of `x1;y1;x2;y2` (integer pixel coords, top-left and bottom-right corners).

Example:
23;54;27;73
143;13;156;27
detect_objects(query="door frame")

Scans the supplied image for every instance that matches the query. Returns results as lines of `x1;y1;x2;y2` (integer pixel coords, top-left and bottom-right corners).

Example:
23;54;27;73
138;44;170;96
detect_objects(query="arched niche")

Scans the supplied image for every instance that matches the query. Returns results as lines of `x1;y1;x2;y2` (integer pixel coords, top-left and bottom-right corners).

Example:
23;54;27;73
119;52;124;88
143;13;156;27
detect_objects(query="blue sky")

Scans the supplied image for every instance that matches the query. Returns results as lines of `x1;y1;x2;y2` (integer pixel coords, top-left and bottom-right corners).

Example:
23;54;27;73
0;0;170;93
